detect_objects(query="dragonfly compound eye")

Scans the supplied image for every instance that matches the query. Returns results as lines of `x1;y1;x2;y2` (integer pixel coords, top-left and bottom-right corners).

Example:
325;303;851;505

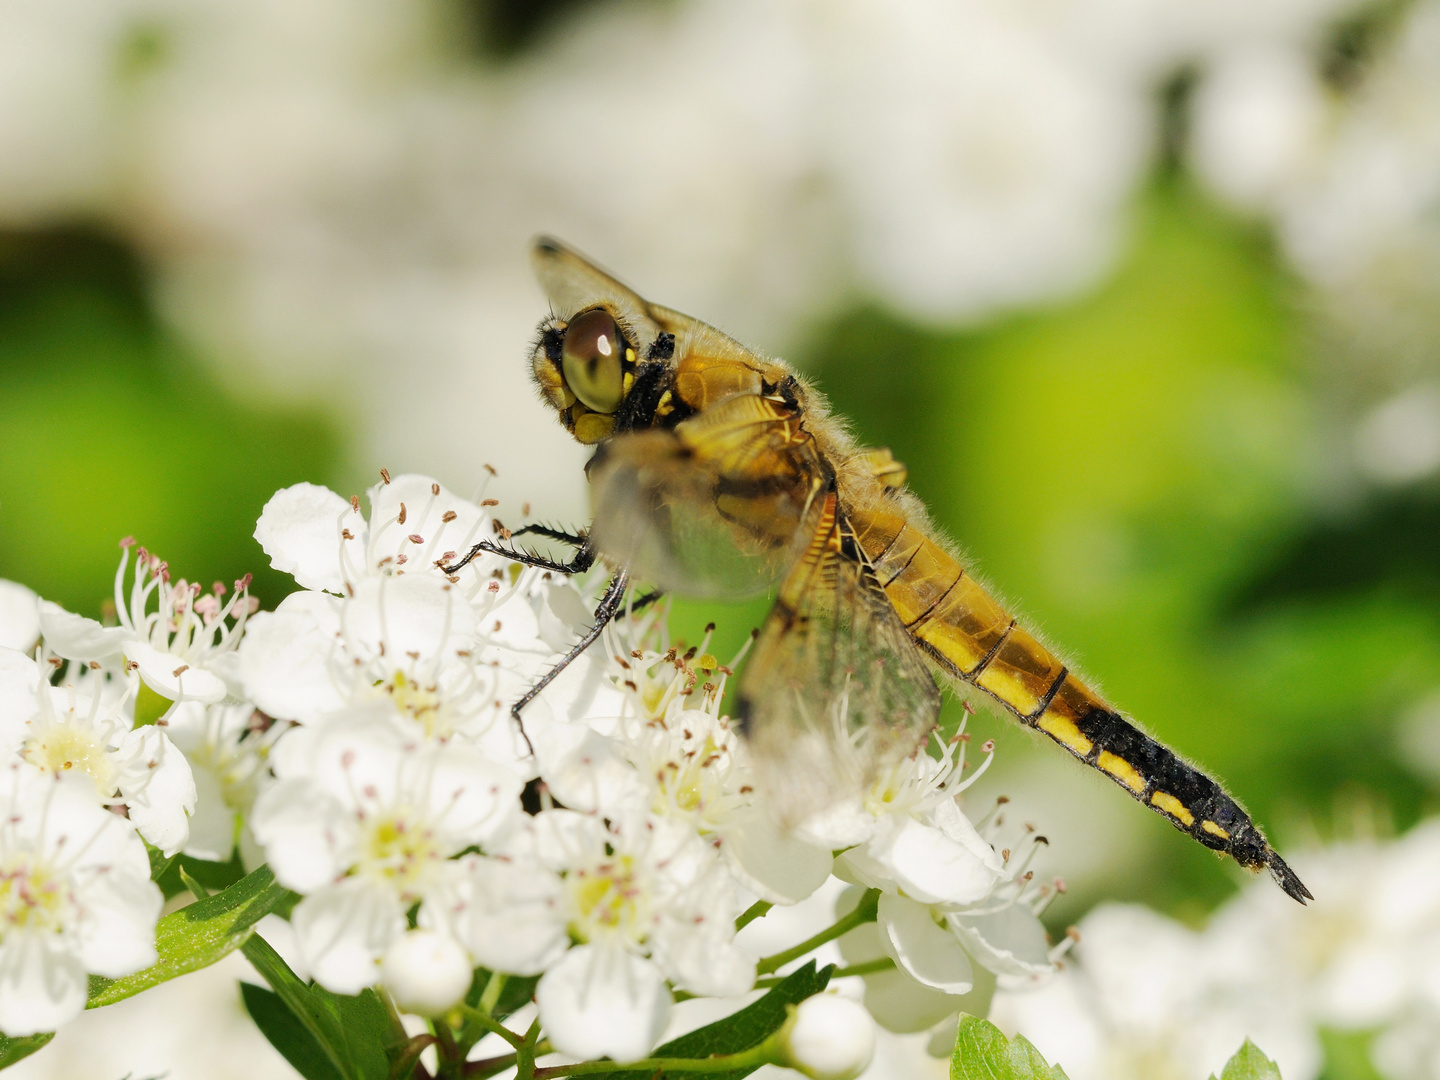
561;308;626;414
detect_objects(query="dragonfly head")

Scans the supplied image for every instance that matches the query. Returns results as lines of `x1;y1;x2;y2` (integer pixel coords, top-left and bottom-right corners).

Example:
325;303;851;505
532;306;637;445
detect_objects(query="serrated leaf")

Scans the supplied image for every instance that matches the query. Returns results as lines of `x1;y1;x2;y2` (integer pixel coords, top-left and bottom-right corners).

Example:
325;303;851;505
608;962;833;1080
241;934;391;1080
87;864;292;1009
0;1032;53;1071
1210;1040;1282;1080
951;1013;1069;1080
242;983;345;1080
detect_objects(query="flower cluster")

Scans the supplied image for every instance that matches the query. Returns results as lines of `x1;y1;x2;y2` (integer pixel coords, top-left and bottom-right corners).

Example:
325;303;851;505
990;819;1440;1080
0;472;1065;1067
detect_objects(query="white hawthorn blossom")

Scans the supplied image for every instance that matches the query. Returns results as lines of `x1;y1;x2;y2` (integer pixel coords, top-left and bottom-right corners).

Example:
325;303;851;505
426;808;755;1062
0;648;196;856
38;541;255;707
0;761;161;1037
250;709;522;994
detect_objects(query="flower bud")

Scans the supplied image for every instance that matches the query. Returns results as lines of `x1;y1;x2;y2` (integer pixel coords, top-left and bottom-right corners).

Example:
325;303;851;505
381;930;473;1016
779;994;876;1080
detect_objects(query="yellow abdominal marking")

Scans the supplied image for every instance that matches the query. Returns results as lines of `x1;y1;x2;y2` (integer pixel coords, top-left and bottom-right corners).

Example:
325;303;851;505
1096;751;1146;794
1202;820;1230;840
1150;791;1195;827
1036;713;1093;756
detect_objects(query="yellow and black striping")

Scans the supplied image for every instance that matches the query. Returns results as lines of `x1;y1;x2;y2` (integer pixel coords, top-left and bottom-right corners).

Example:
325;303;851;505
850;501;1312;904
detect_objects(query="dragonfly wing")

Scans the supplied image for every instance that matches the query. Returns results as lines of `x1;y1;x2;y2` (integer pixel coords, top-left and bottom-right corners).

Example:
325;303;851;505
737;489;942;821
587;392;818;597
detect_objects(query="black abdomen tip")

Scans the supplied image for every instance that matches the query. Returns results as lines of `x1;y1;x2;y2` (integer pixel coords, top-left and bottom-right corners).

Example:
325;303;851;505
1267;850;1313;904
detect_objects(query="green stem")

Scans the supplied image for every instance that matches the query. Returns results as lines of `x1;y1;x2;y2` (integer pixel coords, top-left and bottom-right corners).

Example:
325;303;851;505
513;1019;543;1080
478;972;508;1016
755;888;880;975
751;955;895;991
457;1005;527;1052
734;899;772;931
531;1041;778;1078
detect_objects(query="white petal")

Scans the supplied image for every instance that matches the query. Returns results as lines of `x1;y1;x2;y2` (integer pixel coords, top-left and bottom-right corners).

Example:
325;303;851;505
0;581;40;653
849;813;1003;906
124;640;227;705
0;649;41;745
36;772;150;879
797;796;875;850
182;756;239;862
533;724;648;815
38;601;129;661
0;933;87;1037
650;922;755;999
421;744;523;849
72;864;162;977
877;894;973;994
238;591;346;722
381;929;474;1016
255;483;368;594
536;944;671;1063
112;726;198;856
367;475;494;581
421;857;568;976
860;964;962;1034
292;879;407;995
722;805;834;905
947;903;1055;977
250;779;355;893
341;574;478;671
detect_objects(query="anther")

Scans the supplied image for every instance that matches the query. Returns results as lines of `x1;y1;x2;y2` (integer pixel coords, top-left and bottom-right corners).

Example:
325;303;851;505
431;483;440;496
408;534;425;545
380;468;392;484
481;499;498;507
442;511;457;523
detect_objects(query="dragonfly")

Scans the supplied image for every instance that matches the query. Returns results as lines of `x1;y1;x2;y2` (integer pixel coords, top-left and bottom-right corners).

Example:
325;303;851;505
447;237;1311;905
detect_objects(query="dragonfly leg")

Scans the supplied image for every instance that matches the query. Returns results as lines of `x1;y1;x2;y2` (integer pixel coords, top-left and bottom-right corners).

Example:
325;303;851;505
513;523;589;547
440;535;596;576
509;569;630;754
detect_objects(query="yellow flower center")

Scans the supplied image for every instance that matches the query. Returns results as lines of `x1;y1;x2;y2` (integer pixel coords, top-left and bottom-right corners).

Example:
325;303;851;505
22;720;116;799
0;855;72;936
568;855;648;945
359;810;441;900
378;672;448;738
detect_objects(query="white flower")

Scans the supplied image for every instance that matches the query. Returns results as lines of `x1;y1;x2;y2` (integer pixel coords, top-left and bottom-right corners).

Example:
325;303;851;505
0;582;39;653
381;929;473;1017
0;762;162;1037
426;808;754;1062
252;475;504;596
780;993;876;1080
38;542;254;707
163;702;282;863
250;710;522;994
0;648;197;856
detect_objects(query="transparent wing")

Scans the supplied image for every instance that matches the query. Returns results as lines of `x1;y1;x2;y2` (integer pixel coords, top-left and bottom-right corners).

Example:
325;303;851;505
532;237;756;358
737;490;941;822
587;392;818;597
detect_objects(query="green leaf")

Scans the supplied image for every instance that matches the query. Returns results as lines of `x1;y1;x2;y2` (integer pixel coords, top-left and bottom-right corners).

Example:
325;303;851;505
0;1032;53;1071
145;842;177;884
951;1013;1069;1080
1210;1040;1283;1080
242;983;344;1080
154;849;250;900
86;864;292;1009
608;961;833;1080
241;934;390;1080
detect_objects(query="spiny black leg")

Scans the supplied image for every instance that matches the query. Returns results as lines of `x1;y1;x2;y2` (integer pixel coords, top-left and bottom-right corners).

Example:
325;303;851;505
440;537;596;576
627;590;664;614
509;569;630;754
513;523;589;548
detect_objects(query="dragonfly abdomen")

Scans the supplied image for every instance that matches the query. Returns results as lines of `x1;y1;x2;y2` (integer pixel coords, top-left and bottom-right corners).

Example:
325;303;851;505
847;500;1311;902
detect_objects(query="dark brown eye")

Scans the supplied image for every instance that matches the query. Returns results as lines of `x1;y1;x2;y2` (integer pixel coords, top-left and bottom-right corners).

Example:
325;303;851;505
561;309;625;414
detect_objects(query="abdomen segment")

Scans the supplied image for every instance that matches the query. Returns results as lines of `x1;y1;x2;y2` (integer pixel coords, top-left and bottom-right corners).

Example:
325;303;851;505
849;504;1312;903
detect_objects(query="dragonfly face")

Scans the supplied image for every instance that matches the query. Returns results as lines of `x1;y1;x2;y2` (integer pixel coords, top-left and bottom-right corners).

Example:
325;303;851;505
520;236;1312;905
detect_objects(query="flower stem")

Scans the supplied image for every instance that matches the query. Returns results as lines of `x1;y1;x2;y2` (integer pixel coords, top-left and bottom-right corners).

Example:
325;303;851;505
457;1004;527;1052
531;1042;778;1077
751;955;896;990
478;971;508;1015
755;888;880;975
734;899;772;930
